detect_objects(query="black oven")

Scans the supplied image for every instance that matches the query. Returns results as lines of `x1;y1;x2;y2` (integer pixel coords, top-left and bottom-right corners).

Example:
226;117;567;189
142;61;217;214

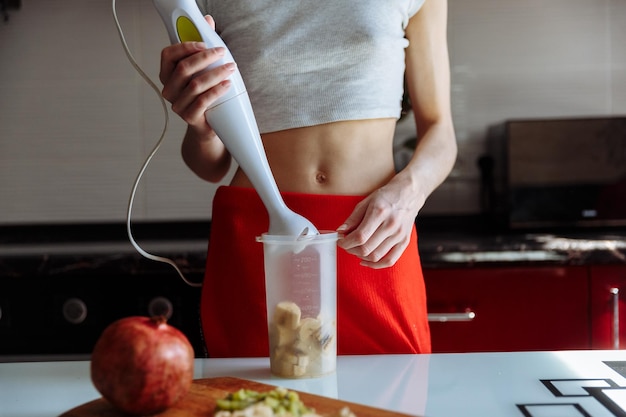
0;223;208;360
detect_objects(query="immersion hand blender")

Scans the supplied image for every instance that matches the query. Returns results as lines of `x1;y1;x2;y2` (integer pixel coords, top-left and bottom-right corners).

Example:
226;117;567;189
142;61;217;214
153;0;319;238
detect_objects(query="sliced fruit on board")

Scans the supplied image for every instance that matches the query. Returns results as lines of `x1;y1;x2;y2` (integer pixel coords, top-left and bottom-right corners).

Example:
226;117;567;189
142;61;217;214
59;377;418;417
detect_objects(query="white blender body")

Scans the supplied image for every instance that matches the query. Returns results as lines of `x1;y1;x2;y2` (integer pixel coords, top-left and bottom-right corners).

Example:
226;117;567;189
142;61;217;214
153;0;318;237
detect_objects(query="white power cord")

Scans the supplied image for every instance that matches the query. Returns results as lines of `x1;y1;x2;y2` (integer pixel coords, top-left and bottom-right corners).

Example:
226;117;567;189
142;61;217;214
112;0;201;288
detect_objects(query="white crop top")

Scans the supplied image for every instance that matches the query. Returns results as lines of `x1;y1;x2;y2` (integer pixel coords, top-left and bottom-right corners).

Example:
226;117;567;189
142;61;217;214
196;1;425;133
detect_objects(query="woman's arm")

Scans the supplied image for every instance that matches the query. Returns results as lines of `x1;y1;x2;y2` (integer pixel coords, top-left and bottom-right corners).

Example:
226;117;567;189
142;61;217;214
158;16;234;182
180;124;232;183
402;0;457;205
337;0;457;268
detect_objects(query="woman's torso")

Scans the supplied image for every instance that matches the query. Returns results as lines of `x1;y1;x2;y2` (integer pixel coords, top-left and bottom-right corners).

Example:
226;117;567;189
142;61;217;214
229;118;398;195
204;1;422;195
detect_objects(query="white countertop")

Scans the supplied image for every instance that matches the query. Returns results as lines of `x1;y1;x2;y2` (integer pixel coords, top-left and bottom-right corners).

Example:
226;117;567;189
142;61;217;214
2;350;626;417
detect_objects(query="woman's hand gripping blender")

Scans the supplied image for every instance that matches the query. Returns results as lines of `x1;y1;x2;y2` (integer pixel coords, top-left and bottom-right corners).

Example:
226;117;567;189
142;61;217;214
154;0;318;238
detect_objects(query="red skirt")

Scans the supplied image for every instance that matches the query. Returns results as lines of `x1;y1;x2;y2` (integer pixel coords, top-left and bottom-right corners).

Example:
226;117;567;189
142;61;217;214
200;186;431;357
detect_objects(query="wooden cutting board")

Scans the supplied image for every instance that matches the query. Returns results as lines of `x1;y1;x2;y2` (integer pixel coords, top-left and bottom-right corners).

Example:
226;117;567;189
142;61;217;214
59;377;417;417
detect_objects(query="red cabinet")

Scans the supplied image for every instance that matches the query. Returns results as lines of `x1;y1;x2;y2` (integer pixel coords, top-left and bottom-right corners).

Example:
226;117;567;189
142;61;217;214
424;266;590;353
590;265;626;349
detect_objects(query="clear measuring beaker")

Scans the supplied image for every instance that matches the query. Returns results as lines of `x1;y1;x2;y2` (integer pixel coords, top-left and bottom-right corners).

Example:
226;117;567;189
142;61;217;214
257;231;338;378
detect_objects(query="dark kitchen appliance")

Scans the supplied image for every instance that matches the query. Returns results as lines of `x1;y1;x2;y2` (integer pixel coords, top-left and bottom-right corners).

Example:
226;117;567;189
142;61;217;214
485;117;626;229
0;223;207;360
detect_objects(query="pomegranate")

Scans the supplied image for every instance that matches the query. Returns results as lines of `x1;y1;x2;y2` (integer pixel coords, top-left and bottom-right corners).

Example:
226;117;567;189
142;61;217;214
90;315;195;415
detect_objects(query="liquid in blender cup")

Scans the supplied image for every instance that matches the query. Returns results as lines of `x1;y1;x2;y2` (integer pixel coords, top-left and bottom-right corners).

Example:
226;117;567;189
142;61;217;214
258;231;338;378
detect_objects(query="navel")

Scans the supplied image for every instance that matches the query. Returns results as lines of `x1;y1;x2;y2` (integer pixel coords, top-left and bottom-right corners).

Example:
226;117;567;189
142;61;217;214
315;171;328;185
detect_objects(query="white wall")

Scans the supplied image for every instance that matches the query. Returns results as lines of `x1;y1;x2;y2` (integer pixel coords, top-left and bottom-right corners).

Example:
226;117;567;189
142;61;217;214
1;0;625;224
0;0;233;224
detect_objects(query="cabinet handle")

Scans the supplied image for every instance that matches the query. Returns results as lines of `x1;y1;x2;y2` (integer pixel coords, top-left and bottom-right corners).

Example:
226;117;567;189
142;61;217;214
428;311;476;322
610;287;620;350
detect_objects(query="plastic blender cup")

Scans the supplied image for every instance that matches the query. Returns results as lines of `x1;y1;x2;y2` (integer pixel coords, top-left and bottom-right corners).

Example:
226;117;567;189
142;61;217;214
257;231;338;378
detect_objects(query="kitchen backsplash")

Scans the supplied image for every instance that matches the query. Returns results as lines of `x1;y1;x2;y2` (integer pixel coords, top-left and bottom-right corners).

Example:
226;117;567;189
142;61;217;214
0;0;625;224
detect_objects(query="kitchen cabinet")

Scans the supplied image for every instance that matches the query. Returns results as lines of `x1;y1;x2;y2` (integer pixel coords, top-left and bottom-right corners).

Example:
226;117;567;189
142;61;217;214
424;266;590;353
590;265;626;349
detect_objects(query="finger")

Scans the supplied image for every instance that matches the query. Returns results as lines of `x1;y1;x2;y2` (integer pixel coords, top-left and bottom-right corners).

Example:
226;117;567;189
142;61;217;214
350;226;390;258
336;201;380;250
162;46;226;99
342;212;407;262
163;48;230;109
343;224;398;263
160;42;211;84
336;200;367;236
360;241;407;269
176;78;232;124
170;64;235;125
205;14;215;30
363;232;399;262
338;204;389;251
